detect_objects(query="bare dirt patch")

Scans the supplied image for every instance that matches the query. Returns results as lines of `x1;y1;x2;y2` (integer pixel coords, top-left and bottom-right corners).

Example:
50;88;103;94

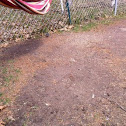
0;19;126;126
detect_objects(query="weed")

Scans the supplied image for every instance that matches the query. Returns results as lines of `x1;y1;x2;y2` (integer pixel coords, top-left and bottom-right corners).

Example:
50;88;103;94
82;22;97;31
8;60;14;64
73;25;80;32
0;93;3;97
3;83;9;87
0;98;11;105
2;68;7;74
4;75;13;83
100;20;113;25
0;60;21;107
74;18;81;25
43;27;49;33
72;14;126;33
15;68;21;73
115;13;126;19
57;29;63;33
23;124;27;126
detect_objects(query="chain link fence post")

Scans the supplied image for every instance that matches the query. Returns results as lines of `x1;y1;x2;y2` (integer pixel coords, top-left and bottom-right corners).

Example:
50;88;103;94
114;0;118;15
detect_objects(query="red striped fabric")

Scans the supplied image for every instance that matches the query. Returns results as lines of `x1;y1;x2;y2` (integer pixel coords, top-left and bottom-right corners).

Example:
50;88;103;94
0;0;52;15
1;0;20;9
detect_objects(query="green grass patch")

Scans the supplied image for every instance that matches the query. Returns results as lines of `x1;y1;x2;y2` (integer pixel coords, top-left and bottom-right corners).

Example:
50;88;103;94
72;22;97;32
82;22;97;31
15;68;21;73
0;60;21;105
0;93;3;97
2;68;8;74
3;75;13;83
0;98;11;105
42;27;49;33
73;25;80;32
71;13;126;33
100;19;113;25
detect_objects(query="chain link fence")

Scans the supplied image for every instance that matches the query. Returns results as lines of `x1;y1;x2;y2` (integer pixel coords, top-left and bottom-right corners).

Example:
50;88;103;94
0;0;126;43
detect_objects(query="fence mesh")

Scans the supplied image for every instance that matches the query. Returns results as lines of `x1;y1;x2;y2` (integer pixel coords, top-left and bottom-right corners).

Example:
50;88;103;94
0;0;126;43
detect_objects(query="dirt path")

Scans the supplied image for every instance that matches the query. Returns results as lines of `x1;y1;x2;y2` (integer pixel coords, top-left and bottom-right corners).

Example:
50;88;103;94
0;19;126;126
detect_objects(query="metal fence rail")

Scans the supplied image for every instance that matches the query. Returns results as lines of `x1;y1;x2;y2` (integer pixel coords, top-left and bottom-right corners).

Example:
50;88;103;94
0;0;126;43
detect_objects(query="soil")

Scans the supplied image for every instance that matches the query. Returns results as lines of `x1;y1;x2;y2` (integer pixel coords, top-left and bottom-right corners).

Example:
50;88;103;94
0;19;126;126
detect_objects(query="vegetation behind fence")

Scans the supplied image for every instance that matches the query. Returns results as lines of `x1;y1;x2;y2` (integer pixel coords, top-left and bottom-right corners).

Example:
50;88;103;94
0;0;126;43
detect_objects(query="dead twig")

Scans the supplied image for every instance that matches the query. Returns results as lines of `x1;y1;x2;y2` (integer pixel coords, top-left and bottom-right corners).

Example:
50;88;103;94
107;98;126;113
0;105;6;111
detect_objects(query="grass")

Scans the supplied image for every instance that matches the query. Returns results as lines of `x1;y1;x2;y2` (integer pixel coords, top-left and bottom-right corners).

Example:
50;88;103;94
15;68;21;73
100;20;113;25
73;25;80;32
0;93;3;97
23;124;27;126
0;60;21;105
82;22;97;31
2;68;8;74
72;12;126;33
0;98;11;105
72;22;97;32
3;75;14;83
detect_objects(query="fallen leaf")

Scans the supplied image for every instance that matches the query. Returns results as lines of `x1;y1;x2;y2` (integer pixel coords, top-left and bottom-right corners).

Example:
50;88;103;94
0;43;9;48
8;116;15;121
0;106;6;111
0;120;5;126
68;25;74;29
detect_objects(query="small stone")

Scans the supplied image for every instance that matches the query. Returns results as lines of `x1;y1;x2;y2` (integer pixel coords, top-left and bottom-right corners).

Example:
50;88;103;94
45;33;49;37
120;28;126;32
8;116;15;121
92;94;95;99
45;103;51;106
105;117;109;121
70;58;76;62
23;102;27;105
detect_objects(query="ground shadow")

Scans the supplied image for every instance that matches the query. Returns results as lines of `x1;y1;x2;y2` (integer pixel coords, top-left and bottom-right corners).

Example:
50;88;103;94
0;39;42;62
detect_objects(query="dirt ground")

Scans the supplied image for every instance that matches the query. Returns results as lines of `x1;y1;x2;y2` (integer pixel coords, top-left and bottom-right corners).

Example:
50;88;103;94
0;19;126;126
